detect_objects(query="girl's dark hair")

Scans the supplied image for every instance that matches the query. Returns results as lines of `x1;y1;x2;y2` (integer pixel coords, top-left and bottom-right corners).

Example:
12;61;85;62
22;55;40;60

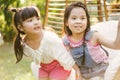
11;6;40;63
63;1;90;36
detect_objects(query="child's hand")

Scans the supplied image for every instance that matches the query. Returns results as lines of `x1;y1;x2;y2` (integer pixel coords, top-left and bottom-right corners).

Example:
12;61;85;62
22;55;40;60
76;71;83;80
73;64;83;80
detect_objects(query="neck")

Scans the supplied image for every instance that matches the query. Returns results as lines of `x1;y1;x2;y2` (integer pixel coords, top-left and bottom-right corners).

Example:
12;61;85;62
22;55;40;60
70;32;84;42
25;30;43;42
24;30;43;50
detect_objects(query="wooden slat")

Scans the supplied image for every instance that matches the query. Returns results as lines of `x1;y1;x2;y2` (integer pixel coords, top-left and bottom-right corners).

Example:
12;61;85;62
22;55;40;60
49;8;65;11
49;3;66;6
47;24;62;29
48;12;64;16
88;10;104;13
107;9;120;12
48;20;63;25
50;0;65;1
48;15;63;19
90;15;105;18
87;4;103;6
68;0;81;1
108;13;120;17
107;3;120;6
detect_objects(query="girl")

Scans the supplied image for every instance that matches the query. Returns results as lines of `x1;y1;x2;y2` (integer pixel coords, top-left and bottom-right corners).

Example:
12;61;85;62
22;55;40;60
63;2;120;80
11;6;82;80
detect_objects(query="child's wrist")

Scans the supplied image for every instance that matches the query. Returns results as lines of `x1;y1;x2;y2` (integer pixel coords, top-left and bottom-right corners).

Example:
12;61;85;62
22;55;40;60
76;78;82;80
76;75;82;80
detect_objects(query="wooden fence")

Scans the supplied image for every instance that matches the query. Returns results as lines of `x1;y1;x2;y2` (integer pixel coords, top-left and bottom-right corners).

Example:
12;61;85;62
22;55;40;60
43;0;120;36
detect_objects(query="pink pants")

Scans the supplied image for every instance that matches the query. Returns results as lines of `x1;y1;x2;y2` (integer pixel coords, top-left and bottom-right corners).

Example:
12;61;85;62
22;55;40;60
39;60;71;80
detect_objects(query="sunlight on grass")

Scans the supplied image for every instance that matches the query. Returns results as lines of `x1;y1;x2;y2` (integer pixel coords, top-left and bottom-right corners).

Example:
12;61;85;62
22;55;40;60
0;43;36;80
14;72;34;80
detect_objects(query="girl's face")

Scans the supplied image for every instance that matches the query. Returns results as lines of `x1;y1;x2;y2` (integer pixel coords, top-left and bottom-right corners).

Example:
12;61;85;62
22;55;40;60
66;7;87;35
22;16;42;35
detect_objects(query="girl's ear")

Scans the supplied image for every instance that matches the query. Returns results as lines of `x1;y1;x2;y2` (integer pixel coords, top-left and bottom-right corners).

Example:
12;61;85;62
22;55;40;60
18;25;24;32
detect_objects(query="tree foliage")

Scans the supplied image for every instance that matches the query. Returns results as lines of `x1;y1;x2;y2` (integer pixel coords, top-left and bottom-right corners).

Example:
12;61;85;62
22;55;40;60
0;0;45;42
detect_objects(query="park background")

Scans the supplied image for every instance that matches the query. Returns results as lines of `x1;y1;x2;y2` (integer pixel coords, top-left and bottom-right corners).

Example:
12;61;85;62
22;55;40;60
0;0;45;80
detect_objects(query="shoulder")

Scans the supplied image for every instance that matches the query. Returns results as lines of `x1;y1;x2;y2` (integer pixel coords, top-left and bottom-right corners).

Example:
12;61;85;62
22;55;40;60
87;30;100;45
43;30;62;43
85;30;98;41
44;30;59;39
62;35;70;45
90;30;99;37
91;30;102;40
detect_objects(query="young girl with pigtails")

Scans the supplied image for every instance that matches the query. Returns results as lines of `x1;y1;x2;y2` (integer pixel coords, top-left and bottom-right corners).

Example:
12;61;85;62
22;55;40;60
11;6;82;80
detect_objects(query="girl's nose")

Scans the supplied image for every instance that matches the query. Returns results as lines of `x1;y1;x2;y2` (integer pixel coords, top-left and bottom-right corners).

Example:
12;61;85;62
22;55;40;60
76;19;82;23
34;20;39;25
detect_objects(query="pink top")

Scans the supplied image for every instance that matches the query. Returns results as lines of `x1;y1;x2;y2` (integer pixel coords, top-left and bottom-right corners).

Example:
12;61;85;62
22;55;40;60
66;36;108;64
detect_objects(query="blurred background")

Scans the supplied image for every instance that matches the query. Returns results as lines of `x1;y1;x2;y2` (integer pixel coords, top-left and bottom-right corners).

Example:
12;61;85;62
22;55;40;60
0;0;45;80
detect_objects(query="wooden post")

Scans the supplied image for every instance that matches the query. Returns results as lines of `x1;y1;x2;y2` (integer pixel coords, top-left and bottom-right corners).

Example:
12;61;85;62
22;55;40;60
97;0;103;21
66;0;68;6
84;0;87;5
103;0;108;21
43;0;49;29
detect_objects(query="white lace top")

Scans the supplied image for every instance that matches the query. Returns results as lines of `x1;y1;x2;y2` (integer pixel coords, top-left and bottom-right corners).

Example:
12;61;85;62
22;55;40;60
23;30;75;70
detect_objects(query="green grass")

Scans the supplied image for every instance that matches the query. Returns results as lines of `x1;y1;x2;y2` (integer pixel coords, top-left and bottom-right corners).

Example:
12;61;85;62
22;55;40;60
0;43;36;80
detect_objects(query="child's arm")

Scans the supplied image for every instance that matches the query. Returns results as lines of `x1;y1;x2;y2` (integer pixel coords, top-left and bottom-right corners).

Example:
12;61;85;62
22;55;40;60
114;18;120;49
73;64;83;80
93;19;120;49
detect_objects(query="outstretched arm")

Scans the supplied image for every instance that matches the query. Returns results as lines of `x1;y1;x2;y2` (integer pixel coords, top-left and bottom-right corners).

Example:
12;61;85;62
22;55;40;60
114;18;120;49
95;19;120;49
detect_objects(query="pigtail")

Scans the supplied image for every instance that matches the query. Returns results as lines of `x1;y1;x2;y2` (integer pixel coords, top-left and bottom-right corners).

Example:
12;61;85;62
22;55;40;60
14;33;24;63
11;8;24;63
10;8;20;13
11;8;17;12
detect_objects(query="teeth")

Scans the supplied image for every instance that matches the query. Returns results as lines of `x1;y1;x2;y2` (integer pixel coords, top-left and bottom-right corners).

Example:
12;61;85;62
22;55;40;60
75;26;78;27
34;27;40;30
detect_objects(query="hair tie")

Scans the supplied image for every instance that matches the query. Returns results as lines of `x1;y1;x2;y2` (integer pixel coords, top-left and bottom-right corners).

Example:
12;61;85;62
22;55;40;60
10;8;20;13
11;8;17;12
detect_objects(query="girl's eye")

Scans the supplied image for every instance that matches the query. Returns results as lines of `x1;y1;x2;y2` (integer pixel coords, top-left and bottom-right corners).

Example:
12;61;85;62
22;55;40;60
37;17;40;20
81;17;85;19
72;17;76;20
27;19;33;22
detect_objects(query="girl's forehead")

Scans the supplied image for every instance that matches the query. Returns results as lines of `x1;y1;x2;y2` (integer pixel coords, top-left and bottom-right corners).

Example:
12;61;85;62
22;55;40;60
70;7;86;16
71;7;85;12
